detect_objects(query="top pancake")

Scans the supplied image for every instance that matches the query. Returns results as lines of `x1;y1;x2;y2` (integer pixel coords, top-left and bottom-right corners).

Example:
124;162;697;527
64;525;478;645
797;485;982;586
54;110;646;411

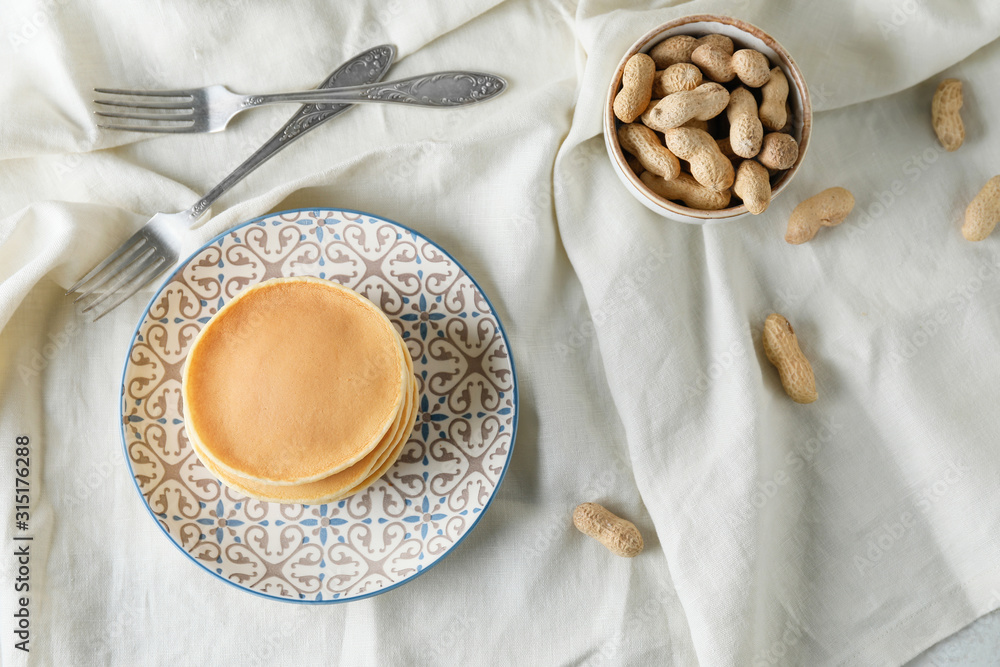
182;276;407;485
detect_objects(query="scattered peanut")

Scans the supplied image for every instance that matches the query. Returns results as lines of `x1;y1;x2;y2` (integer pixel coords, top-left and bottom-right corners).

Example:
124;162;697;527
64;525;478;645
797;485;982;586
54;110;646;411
652;63;703;97
649;34;699;68
640;82;730;132
756;132;799;171
640;171;732;210
785;187;855;244
573;502;644;558
759;67;789;131
691;43;735;83
664;127;735;192
613;53;656;123
763;313;817;404
733;160;771;214
931;78;964;152
727;87;763;159
618;123;680;180
732;49;771;87
962;175;1000;241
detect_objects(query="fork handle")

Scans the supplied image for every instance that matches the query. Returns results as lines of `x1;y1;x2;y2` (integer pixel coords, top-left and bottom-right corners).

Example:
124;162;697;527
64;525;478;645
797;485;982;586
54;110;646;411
244;72;506;109
183;44;394;223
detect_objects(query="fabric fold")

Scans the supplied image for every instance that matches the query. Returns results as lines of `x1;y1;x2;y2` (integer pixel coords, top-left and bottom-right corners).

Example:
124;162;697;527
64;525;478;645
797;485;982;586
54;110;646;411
4;0;1000;664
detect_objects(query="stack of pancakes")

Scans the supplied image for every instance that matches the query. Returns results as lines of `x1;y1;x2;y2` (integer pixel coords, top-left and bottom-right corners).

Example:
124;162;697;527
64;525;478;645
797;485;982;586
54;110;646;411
181;276;418;504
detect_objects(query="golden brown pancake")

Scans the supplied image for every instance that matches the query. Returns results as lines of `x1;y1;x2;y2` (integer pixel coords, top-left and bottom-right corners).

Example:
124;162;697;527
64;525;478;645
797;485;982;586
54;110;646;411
332;381;416;496
329;402;416;502
189;371;418;504
326;356;419;502
182;276;408;485
187;340;413;494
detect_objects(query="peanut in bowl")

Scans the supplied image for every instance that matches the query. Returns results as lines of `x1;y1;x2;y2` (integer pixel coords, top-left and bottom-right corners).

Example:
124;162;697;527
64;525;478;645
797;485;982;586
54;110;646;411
603;14;813;224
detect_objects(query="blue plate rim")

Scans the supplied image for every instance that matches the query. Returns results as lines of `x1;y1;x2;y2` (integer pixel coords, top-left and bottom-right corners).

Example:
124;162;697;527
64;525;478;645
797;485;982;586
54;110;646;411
118;206;519;604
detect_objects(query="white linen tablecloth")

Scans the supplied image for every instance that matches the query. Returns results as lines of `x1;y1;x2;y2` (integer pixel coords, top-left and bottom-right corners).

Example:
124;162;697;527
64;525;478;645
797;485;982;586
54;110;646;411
3;0;1000;664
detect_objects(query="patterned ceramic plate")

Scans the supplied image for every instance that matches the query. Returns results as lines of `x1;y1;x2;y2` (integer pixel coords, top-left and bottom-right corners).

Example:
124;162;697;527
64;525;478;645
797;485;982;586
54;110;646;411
120;208;517;603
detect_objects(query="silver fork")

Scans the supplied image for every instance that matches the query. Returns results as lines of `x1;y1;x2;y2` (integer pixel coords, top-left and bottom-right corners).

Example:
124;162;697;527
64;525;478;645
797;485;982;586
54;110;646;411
68;44;396;320
95;71;507;133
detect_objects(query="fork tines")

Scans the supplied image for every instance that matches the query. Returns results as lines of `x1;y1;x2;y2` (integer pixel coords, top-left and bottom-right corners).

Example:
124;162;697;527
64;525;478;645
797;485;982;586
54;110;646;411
93;88;196;133
67;230;167;321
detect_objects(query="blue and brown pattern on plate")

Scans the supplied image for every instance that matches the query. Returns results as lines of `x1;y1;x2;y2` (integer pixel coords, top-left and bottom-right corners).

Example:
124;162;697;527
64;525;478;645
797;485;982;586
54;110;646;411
120;208;517;602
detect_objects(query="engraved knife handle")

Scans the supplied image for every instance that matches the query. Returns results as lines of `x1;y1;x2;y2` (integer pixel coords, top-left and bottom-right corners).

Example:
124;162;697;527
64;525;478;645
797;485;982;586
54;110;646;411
184;44;396;224
246;71;507;109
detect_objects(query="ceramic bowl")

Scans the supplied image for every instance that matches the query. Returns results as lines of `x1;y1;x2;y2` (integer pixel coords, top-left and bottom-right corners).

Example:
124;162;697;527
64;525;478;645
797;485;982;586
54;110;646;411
604;14;812;223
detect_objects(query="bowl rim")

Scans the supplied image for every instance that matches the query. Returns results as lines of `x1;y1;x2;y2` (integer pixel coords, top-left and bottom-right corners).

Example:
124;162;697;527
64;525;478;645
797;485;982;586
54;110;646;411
604;13;813;221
